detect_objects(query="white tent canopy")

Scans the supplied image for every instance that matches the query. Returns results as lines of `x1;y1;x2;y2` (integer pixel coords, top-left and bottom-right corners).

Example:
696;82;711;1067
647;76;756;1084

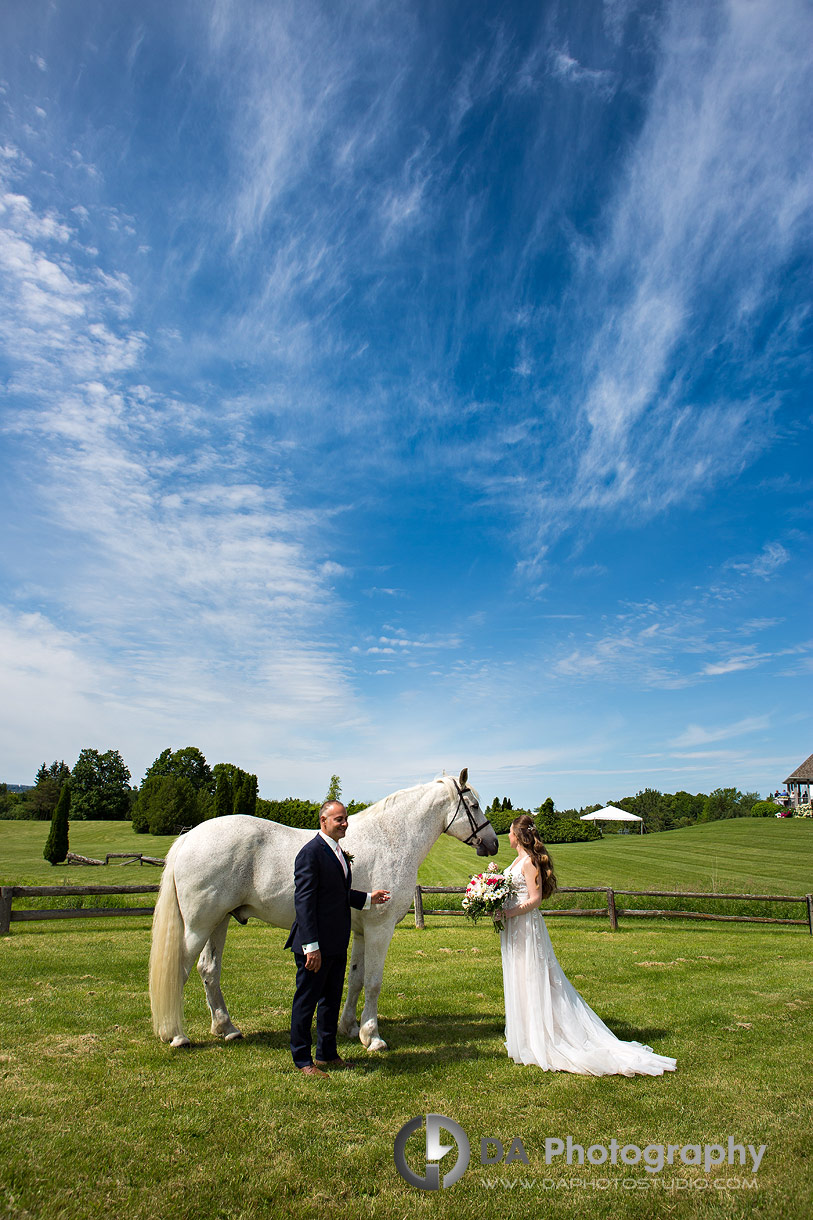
580;806;643;834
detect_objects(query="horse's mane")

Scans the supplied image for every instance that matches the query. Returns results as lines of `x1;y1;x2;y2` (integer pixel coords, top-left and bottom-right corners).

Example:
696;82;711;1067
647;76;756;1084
350;776;455;820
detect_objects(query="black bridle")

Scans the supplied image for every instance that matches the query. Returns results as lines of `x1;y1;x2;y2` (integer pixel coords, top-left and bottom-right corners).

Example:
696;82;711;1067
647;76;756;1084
443;778;493;846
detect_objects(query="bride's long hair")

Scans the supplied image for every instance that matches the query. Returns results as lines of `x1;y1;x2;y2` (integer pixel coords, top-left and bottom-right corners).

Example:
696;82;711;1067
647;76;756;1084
511;815;557;900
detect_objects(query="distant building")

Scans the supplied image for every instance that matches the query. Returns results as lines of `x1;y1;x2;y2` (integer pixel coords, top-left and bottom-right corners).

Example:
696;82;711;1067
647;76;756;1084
784;753;813;808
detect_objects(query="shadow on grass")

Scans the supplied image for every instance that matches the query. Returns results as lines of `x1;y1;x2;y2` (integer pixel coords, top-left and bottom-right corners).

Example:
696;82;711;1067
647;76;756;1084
170;1008;675;1068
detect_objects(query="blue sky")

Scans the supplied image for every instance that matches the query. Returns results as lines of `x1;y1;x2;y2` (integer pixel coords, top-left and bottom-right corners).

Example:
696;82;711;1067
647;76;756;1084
1;0;811;807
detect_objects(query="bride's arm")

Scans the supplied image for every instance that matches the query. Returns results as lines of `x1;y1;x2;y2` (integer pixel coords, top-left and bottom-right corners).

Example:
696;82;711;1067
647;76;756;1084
503;857;543;919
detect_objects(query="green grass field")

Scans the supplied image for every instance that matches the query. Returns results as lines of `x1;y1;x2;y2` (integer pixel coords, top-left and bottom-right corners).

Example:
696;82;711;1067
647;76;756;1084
1;818;812;1220
418;817;813;896
5;813;812;894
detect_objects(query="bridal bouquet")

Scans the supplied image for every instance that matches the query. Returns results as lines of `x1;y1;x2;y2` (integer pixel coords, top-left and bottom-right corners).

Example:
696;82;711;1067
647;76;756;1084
462;863;516;932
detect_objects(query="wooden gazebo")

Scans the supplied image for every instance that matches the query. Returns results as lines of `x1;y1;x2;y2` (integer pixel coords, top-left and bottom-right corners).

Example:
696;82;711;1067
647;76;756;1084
784;753;813;808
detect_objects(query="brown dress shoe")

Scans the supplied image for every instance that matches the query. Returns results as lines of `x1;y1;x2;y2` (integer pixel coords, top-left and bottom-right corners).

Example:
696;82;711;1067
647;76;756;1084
313;1057;351;1069
299;1064;329;1077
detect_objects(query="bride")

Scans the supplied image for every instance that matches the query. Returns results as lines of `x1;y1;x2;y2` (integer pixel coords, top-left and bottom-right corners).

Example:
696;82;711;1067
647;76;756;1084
498;815;677;1076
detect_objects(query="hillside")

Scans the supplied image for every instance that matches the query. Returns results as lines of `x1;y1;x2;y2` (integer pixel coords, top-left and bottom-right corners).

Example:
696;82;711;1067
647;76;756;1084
418;817;813;897
3;814;811;897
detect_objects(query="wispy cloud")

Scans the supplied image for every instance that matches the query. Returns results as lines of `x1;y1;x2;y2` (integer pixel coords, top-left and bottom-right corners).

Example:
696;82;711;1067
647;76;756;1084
700;654;771;677
0;161;361;776
549;47;616;96
727;542;791;579
353;631;462;658
511;0;813;565
670;715;772;748
550;595;803;690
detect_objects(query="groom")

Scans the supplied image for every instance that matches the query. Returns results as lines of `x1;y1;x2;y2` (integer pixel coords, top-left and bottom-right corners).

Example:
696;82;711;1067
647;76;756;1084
285;800;390;1077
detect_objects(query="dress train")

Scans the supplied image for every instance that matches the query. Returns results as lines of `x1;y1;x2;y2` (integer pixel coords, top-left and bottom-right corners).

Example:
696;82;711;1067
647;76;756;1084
500;858;676;1076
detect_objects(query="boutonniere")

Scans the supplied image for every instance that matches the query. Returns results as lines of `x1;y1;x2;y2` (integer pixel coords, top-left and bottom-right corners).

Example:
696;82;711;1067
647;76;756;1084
342;850;354;865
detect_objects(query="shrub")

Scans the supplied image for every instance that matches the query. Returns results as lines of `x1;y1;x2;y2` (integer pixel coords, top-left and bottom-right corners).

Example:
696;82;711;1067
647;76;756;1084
485;805;525;835
256;797;321;829
534;811;602;844
750;800;783;818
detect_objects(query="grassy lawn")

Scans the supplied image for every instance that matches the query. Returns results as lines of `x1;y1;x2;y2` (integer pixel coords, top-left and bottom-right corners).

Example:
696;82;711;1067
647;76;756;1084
1;816;812;1219
5;814;811;894
0;820;172;887
1;916;811;1220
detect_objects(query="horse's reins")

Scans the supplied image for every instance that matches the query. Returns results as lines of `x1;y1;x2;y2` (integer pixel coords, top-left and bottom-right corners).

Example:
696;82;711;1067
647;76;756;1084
443;779;492;846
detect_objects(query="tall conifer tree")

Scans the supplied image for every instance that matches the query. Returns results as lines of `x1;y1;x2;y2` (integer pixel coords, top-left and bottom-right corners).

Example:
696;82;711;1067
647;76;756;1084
43;782;70;864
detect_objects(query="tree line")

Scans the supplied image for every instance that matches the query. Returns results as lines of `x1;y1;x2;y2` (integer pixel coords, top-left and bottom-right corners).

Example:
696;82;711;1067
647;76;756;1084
1;749;784;864
485;787;780;842
0;751;374;865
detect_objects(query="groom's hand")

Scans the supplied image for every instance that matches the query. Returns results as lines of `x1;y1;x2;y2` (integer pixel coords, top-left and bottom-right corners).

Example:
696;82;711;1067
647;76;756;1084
371;890;391;905
305;950;322;972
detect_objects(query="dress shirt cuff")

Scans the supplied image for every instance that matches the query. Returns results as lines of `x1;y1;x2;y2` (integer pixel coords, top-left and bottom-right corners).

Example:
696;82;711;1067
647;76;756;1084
363;893;372;910
302;941;319;953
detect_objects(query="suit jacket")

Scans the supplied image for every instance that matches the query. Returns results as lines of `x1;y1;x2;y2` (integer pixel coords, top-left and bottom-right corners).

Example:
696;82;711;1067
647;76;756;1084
284;834;367;955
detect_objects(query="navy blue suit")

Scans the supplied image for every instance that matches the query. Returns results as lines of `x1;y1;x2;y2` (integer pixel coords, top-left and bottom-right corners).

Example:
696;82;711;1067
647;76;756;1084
285;834;367;1067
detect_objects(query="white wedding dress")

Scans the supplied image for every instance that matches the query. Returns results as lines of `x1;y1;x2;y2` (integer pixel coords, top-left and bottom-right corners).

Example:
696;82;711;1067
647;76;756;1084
500;857;677;1076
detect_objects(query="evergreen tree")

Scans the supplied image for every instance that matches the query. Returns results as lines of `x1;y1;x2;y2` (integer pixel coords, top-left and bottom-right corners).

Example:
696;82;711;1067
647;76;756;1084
43;782;70;864
243;772;258;817
232;774;246;817
230;771;259;818
214;768;233;818
26;760;71;820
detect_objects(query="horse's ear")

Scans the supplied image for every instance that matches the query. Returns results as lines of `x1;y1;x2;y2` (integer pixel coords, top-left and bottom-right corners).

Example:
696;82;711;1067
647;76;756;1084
458;767;468;788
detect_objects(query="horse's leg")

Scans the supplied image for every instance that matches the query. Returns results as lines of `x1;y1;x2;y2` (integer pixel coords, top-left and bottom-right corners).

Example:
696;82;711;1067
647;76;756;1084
197;915;243;1041
357;924;395;1052
337;932;365;1039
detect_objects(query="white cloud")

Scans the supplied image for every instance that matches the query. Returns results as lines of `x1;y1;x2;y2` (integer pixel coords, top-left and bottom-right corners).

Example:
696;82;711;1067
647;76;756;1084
670;715;771;748
549;47;616;96
700;654;770;676
728;542;790;579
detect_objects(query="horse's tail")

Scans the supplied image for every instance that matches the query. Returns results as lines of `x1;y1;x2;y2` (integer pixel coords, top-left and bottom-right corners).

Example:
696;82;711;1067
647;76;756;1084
149;838;187;1043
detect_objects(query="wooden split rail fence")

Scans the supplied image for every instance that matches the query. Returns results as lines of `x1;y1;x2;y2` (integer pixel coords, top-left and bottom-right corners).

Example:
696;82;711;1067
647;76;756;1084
0;884;160;934
2;881;812;936
413;885;813;934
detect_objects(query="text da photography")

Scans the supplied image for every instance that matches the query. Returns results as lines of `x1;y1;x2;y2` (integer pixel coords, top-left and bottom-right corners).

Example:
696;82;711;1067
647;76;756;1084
393;1115;767;1191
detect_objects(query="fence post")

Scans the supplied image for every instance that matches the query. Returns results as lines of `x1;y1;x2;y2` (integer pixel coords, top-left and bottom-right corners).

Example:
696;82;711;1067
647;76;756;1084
606;888;618;931
0;887;12;935
807;894;813;937
414;885;425;930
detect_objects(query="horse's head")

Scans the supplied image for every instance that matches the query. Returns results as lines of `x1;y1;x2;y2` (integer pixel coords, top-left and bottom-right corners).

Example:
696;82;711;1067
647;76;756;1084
441;768;499;857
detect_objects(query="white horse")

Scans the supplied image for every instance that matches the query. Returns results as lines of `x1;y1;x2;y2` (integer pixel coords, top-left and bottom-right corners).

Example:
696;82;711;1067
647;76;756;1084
149;769;498;1050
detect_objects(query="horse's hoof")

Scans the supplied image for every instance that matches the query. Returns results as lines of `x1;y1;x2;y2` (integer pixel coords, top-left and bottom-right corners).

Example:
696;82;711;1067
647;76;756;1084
340;1021;360;1039
170;1034;191;1049
366;1037;387;1053
224;1030;244;1042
